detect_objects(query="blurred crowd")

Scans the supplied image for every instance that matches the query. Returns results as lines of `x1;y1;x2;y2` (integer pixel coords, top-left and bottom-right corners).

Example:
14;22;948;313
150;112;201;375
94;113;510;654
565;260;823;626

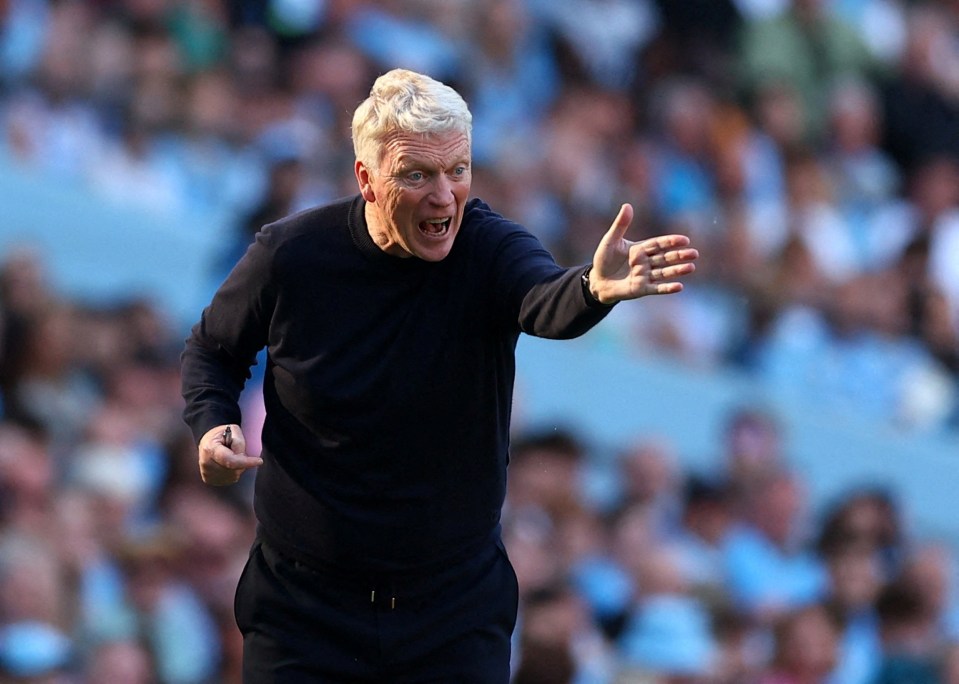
1;0;959;682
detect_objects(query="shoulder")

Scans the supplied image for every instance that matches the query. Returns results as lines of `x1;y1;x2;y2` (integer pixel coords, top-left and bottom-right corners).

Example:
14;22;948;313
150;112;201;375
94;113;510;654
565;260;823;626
458;197;537;250
262;194;358;243
463;197;521;232
451;199;560;293
248;195;359;268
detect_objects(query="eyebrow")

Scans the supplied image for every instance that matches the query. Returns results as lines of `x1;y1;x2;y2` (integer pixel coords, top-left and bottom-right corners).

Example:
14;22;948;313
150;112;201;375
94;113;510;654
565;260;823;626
392;157;471;174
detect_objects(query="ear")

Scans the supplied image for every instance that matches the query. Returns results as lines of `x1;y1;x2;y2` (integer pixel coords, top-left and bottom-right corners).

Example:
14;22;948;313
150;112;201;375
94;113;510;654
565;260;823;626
355;160;376;203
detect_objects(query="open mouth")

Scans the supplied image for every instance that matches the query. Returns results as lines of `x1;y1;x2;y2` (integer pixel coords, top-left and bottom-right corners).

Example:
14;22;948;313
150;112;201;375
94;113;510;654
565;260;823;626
419;217;451;238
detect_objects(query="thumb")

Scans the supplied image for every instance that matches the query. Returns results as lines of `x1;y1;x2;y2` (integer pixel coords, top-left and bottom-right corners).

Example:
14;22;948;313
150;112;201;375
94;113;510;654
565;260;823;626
602;203;634;246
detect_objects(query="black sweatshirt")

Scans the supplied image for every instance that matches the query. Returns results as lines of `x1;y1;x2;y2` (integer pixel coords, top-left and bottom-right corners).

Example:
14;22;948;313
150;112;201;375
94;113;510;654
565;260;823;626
181;195;612;575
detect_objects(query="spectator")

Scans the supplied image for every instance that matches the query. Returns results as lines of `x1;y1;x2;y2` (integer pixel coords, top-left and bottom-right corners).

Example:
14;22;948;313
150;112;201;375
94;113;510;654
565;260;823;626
672;474;736;599
616;437;683;537
528;0;660;91
0;422;55;534
879;4;959;173
899;541;959;642
108;534;221;684
505;428;588;521
649;0;743;85
459;0;560;166
618;544;719;680
514;582;616;684
820;538;885;684
757;602;842;684
873;575;942;684
721;469;829;622
81;638;155;684
0;1;956;680
821;76;901;266
6;303;101;450
738;0;876;143
719;407;787;513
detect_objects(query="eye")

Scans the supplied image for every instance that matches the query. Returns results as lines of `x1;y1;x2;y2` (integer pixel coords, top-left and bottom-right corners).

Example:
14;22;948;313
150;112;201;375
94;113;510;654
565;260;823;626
407;171;425;183
451;165;469;179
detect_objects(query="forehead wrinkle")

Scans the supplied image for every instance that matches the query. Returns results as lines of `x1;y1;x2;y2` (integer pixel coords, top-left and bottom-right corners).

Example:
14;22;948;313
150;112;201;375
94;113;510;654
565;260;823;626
382;132;470;172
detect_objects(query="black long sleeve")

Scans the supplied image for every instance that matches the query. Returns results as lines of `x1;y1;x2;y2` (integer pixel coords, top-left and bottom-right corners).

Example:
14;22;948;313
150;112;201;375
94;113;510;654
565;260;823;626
181;195;612;574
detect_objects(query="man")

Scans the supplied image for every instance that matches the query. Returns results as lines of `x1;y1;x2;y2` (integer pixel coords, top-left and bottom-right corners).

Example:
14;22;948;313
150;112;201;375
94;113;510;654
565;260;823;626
180;68;698;682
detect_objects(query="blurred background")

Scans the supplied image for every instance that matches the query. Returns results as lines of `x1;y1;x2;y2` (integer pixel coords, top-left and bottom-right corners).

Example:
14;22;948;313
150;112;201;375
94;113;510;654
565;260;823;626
0;0;958;682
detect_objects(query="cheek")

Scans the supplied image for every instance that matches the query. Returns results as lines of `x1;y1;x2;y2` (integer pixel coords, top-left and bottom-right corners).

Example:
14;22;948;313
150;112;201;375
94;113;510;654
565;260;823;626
455;181;471;204
380;189;406;225
386;187;419;216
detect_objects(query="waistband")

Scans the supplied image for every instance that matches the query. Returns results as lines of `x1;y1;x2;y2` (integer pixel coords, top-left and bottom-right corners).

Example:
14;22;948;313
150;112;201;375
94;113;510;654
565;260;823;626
256;524;505;611
256;523;501;581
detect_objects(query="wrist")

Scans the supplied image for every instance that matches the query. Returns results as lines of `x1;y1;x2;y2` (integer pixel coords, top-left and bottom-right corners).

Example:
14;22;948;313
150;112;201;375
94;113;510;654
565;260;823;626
581;266;613;308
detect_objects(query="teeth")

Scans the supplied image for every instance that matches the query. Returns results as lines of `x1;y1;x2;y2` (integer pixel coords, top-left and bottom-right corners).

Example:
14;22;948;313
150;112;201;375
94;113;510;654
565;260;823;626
421;217;450;236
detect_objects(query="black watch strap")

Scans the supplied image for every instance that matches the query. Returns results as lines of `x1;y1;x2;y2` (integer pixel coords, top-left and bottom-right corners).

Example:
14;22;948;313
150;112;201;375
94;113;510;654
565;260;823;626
581;266;612;308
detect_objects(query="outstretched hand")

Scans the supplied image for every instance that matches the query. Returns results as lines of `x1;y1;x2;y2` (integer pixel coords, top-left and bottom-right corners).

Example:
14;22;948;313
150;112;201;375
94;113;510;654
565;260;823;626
198;424;263;486
588;203;699;305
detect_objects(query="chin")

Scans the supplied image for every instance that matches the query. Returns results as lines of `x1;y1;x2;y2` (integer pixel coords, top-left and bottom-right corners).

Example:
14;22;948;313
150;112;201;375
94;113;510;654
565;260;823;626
415;243;455;262
412;228;458;262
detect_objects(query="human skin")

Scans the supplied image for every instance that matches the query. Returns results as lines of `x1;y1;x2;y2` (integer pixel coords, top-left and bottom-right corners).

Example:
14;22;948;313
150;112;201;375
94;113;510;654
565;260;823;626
356;129;472;262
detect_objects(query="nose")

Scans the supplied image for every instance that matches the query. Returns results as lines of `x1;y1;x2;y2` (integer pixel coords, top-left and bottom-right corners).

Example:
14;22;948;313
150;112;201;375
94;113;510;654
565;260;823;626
429;174;455;206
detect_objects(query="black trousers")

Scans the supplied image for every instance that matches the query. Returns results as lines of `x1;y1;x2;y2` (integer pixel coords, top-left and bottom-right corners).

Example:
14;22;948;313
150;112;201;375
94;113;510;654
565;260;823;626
234;536;519;683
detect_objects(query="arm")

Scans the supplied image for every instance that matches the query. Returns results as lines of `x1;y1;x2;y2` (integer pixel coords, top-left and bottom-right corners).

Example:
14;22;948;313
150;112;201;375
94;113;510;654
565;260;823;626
181;230;277;485
510;203;697;338
587;203;698;305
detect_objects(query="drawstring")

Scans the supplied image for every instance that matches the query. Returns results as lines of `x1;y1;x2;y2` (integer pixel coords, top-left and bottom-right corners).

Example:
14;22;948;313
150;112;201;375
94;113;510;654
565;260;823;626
370;586;397;610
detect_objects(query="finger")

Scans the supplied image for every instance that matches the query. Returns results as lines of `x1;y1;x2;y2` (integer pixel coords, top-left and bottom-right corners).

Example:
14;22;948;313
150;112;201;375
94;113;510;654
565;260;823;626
200;451;261;486
200;463;247;486
659;262;697;280
204;424;237;448
211;449;263;471
650;282;685;295
635;260;696;284
224;429;247;455
602;203;634;245
640;234;692;255
211;424;248;455
660;247;700;265
634;246;698;272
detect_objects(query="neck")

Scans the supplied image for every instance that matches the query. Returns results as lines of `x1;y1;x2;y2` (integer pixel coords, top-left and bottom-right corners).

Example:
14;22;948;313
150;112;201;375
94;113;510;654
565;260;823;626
363;201;409;258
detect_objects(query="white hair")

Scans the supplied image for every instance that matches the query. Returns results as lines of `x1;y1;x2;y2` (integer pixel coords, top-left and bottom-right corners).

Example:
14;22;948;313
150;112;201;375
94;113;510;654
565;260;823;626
351;69;472;170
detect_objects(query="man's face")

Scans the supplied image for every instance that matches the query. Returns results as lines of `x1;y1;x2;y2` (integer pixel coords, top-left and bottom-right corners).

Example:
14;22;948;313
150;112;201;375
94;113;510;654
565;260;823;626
356;129;471;262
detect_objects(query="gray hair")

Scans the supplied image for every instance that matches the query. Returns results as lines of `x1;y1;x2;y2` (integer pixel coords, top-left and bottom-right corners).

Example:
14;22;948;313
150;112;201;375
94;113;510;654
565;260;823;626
351;69;472;170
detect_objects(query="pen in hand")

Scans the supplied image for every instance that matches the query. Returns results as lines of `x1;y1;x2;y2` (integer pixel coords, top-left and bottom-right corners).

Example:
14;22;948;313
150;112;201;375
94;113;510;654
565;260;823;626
223;426;233;449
